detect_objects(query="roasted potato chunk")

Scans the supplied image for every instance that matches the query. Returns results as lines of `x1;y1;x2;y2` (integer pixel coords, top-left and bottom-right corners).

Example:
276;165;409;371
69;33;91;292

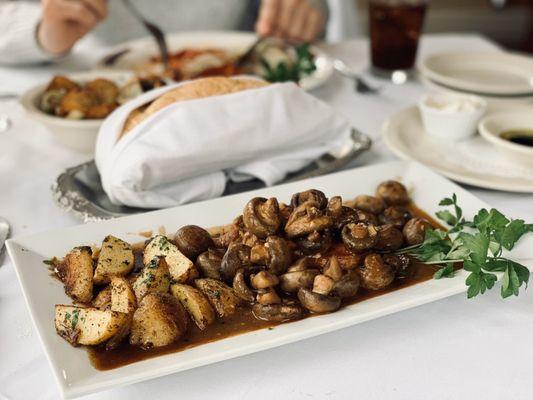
46;75;79;92
194;278;241;318
56;246;94;304
86;103;117;119
144;235;197;283
171;284;215;330
111;277;137;314
105;315;132;350
55;305;128;346
85;78;119;105
133;257;171;301
94;235;135;285
92;285;111;310
58;89;97;118
130;293;188;348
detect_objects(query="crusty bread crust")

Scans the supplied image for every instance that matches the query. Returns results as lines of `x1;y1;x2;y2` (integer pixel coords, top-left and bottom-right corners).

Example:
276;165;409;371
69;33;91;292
120;77;268;138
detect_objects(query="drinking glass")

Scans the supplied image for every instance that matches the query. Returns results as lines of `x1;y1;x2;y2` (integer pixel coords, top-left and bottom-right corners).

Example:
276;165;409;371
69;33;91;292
369;0;428;80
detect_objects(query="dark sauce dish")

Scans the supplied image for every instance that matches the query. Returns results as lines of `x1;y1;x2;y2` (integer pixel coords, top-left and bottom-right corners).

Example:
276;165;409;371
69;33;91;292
478;112;533;167
500;129;533;148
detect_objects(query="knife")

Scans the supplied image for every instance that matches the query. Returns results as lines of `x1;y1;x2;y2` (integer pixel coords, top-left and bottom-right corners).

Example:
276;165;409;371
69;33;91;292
0;217;10;264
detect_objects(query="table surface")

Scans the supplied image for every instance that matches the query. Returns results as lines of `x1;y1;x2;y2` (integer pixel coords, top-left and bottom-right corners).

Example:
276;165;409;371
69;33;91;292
1;34;533;400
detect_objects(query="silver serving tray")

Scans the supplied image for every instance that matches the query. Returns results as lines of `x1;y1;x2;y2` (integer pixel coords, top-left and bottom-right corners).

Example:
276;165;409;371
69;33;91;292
52;128;371;222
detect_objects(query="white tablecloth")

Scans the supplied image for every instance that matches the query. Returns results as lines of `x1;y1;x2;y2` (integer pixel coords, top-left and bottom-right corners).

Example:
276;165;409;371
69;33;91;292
1;34;533;400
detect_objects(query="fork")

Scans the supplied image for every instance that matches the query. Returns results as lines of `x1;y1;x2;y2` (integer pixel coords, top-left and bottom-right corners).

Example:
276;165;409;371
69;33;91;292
233;37;265;68
333;59;381;94
121;0;169;69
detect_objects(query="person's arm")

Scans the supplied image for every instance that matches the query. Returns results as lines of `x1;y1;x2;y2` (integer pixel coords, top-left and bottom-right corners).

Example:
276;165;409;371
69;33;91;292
0;0;107;66
0;1;50;65
255;0;329;43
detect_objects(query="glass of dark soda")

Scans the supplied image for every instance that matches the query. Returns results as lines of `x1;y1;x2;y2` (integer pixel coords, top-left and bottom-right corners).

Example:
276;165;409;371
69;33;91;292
369;0;427;79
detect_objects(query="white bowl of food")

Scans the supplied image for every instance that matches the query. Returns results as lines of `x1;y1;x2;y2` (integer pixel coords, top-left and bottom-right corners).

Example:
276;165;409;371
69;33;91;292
418;93;487;140
478;110;533;166
20;71;165;153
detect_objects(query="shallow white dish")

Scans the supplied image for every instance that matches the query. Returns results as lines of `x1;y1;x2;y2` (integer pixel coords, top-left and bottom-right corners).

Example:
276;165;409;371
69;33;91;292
8;161;533;399
479;111;533;167
383;107;533;192
20;71;133;154
420;51;533;96
97;31;333;91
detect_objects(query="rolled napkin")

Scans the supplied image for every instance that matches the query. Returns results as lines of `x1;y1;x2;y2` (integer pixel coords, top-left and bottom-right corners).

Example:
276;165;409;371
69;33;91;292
95;76;352;208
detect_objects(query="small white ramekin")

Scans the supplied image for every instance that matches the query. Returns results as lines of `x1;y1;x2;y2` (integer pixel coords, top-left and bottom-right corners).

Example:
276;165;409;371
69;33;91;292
418;93;487;140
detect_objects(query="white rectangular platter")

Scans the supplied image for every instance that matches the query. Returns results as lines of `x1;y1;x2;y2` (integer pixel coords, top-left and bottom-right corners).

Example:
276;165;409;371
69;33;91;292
8;161;533;399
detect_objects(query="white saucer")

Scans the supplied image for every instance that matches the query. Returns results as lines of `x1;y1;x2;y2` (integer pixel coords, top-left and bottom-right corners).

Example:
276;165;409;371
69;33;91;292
420;51;533;96
382;106;533;193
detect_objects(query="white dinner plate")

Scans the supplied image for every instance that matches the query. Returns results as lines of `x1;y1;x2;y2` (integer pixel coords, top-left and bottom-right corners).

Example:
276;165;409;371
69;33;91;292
97;31;334;91
420;51;533;96
382;107;533;193
8;161;533;399
419;74;533;106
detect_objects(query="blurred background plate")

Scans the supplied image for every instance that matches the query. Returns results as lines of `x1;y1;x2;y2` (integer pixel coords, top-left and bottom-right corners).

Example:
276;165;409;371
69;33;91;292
419;74;533;105
420;51;533;96
52;128;371;222
97;30;334;91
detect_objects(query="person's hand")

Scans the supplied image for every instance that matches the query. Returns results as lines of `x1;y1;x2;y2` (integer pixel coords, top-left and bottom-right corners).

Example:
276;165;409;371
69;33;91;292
37;0;108;55
255;0;325;43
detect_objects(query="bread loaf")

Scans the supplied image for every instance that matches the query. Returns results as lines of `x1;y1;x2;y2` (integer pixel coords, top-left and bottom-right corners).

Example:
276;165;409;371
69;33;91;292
120;77;268;138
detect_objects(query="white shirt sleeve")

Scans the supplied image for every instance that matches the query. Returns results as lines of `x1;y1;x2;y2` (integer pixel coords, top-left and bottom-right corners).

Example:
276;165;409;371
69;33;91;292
0;1;56;65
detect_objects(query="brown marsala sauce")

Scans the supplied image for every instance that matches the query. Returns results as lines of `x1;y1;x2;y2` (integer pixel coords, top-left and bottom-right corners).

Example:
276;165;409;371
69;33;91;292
500;129;533;147
88;203;450;371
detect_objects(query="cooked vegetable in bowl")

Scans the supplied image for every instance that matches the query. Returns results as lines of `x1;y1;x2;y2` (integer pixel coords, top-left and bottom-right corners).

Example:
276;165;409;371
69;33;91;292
40;74;166;120
20;71;167;153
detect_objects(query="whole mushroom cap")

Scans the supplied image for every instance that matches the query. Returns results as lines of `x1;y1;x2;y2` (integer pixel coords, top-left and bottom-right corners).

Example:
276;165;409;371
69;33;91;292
403;218;432;245
341;222;379;252
265;236;292;275
376;180;409;205
196;248;224;280
279;268;320;293
220;243;251;282
374;225;404;251
174;225;214;260
243;197;281;239
233;269;255;302
285;202;333;238
291;189;328;209
379;206;411;229
295;230;332;255
332;270;360;298
297;288;341;313
252;302;305;322
360;253;395;290
353;195;386;215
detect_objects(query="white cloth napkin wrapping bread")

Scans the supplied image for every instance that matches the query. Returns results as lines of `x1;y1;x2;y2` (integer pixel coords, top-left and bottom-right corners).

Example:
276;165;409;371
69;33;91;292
95;79;353;208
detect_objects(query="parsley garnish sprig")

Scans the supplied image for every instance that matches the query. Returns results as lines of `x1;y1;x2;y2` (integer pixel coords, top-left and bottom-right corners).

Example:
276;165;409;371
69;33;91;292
400;194;532;299
260;43;317;83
